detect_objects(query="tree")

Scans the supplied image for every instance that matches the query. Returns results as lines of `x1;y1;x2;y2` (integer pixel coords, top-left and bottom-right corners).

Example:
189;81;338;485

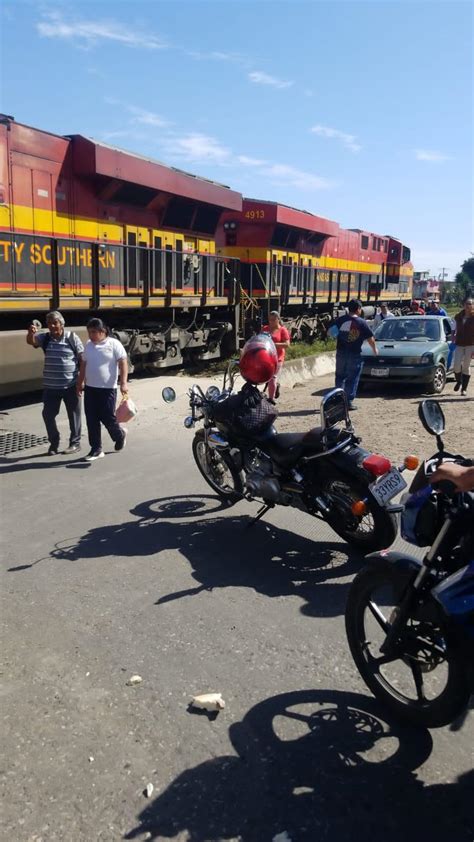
442;256;474;305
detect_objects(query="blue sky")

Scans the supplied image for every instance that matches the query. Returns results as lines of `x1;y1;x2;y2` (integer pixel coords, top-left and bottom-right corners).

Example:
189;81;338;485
1;0;472;280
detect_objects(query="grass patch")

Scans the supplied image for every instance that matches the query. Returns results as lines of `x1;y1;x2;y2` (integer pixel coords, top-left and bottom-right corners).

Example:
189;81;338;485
286;339;336;360
179;338;337;377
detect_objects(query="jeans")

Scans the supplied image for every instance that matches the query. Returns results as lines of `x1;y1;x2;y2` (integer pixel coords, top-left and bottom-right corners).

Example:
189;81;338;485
84;386;124;451
42;385;82;448
335;350;363;403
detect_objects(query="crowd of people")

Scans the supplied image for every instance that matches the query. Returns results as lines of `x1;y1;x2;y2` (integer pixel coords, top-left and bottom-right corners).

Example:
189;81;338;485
26;294;472;459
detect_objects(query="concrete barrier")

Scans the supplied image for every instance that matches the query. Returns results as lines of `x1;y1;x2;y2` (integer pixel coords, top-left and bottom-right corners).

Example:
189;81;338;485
279;352;336;388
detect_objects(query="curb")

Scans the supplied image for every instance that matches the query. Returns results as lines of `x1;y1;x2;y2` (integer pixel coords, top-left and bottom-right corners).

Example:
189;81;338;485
279;352;336;387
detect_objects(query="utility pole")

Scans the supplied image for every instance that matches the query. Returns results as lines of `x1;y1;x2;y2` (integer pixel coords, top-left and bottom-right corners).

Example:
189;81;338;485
438;268;449;304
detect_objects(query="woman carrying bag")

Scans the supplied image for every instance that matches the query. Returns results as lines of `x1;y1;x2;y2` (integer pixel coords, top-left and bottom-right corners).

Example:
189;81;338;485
77;318;129;461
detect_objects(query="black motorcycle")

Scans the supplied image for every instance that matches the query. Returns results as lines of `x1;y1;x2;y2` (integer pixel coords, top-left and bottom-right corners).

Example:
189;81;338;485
162;362;409;552
345;399;474;727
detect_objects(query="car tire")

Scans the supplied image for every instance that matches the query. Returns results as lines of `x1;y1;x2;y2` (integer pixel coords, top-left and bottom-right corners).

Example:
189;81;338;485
425;363;446;394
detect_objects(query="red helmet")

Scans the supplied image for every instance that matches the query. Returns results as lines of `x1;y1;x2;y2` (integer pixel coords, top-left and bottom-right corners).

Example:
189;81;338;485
239;333;278;385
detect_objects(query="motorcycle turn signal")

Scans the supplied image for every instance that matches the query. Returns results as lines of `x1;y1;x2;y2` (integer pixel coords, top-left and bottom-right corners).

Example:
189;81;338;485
351;500;368;516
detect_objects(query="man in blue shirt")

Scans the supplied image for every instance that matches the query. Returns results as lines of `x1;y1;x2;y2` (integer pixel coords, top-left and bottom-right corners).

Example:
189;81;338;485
332;299;378;410
426;300;447;316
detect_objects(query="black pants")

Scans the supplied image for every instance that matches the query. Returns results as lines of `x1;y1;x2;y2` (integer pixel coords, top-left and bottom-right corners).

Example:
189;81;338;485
84;386;124;451
42;385;82;448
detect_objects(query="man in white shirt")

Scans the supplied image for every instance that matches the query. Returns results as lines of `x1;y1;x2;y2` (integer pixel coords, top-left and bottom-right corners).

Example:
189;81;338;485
373;303;395;329
77;318;128;461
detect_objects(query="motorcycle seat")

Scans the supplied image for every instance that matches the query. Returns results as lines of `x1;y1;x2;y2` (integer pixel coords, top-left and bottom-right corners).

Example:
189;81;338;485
262;427;326;468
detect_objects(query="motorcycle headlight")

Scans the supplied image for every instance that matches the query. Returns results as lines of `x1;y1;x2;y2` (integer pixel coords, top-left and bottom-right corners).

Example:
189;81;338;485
421;353;434;365
206;386;221;401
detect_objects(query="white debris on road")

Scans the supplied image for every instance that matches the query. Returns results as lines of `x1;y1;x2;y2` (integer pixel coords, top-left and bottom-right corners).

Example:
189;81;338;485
190;692;225;711
126;675;143;686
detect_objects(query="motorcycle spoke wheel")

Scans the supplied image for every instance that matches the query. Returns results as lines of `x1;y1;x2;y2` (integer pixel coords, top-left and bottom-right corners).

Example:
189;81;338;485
345;565;470;727
321;479;397;551
326;481;375;537
196;442;234;492
192;432;243;502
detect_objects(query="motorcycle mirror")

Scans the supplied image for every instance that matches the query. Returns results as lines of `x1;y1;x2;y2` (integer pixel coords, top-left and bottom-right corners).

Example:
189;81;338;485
162;387;177;403
418;400;445;436
184;416;195;429
205;386;221;401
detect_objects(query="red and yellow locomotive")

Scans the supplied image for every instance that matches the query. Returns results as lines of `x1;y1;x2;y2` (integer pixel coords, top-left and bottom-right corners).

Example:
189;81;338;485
0;115;413;395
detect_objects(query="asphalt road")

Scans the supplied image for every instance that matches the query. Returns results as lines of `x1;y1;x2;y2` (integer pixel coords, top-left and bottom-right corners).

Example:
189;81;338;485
1;383;473;842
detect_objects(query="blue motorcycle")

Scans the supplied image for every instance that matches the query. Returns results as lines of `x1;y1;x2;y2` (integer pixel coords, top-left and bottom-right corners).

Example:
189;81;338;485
345;399;473;728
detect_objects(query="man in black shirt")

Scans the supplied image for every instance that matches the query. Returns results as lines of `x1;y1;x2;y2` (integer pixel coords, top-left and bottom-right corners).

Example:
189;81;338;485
333;300;378;410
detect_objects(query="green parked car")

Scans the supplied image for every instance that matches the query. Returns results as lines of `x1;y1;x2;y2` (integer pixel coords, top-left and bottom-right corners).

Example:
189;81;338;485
360;316;453;394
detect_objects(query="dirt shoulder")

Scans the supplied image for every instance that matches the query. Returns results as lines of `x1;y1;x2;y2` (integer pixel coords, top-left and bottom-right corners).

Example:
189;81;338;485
276;369;474;463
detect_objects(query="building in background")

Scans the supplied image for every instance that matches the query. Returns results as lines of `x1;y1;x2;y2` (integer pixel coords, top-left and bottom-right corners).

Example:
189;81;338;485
413;271;441;302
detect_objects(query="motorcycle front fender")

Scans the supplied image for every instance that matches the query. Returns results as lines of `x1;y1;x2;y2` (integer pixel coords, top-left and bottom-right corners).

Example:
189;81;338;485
363;551;422;598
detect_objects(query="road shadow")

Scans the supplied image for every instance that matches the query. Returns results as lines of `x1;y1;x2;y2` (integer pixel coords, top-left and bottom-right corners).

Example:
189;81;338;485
277;408;321;419
0;453;84;474
0;447;121;474
124;688;473;842
13;494;364;618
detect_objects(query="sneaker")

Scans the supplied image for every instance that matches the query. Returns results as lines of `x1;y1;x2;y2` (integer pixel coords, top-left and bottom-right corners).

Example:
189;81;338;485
275;384;281;399
348;402;358;410
47;446;59;456
63;444;81;454
115;428;127;451
84;449;104;462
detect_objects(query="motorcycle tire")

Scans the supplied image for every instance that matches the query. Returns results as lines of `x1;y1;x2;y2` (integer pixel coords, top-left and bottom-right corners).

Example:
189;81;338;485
345;563;471;728
192;430;243;503
321;478;397;552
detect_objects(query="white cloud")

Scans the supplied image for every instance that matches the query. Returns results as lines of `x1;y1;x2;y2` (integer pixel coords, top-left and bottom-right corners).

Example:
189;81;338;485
248;71;293;90
37;11;166;50
237;155;268;167
260;163;334;191
183;49;250;67
101;99;334;192
415;149;452;162
311;124;361;153
171;133;231;163
127;106;170;129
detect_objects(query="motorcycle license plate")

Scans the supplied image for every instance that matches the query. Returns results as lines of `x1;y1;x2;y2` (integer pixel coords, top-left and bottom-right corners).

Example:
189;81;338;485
369;468;407;507
371;367;390;376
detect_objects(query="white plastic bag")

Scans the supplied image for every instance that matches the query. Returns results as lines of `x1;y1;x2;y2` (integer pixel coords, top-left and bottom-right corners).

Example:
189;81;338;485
116;395;138;423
